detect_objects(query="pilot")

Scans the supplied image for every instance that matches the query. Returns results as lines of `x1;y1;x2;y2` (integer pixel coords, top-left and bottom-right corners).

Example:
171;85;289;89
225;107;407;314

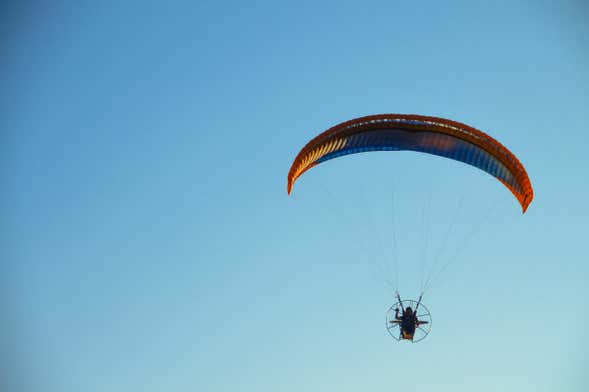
394;306;418;340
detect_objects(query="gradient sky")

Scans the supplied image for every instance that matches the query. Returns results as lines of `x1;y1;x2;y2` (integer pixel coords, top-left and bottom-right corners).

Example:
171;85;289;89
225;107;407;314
3;1;589;391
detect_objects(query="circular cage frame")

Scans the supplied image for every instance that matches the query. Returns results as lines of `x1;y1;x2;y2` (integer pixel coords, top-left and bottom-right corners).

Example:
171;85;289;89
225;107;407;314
386;299;432;343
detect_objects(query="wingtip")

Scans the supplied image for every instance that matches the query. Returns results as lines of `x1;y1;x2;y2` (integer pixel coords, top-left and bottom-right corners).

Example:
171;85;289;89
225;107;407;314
521;192;533;214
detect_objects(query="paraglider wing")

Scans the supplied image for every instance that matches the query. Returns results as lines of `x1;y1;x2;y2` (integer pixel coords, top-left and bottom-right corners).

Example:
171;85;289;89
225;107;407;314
287;114;533;212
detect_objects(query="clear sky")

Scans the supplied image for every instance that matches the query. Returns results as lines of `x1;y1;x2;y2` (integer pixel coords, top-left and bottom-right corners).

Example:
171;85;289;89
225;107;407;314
3;1;588;391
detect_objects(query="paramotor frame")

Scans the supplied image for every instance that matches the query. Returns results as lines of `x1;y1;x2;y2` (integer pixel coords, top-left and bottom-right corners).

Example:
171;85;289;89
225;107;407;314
386;299;432;343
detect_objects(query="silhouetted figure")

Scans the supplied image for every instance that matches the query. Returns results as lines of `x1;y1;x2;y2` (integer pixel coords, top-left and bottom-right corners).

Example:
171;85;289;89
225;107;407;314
395;306;419;339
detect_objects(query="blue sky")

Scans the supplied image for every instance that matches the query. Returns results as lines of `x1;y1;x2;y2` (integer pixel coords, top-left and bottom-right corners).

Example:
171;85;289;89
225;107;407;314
3;1;588;391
